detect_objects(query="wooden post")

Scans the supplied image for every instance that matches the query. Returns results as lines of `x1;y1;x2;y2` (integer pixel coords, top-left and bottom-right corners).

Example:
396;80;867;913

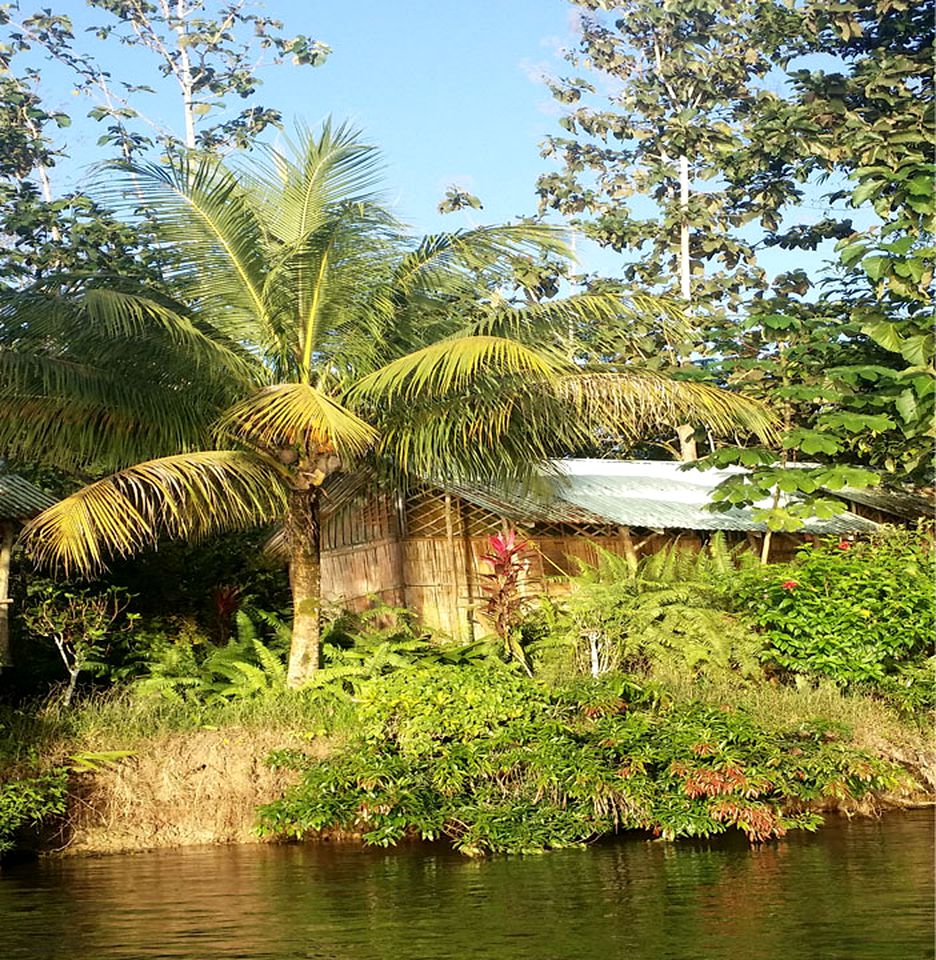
444;494;463;638
392;493;409;611
760;531;773;565
460;500;476;642
0;521;14;672
619;526;639;574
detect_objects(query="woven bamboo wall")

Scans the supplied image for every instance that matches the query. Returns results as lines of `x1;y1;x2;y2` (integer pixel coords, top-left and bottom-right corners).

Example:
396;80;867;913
320;488;789;638
320;495;405;612
320;489;683;639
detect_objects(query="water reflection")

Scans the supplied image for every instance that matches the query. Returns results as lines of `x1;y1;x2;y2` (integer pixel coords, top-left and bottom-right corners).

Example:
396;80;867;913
1;811;932;960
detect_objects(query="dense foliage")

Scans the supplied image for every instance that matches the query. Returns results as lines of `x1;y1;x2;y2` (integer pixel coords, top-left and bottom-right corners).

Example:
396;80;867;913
539;0;933;499
259;664;897;855
1;529;930;858
0;0;931;864
738;531;934;685
541;537;762;681
0;771;67;853
132;611;290;704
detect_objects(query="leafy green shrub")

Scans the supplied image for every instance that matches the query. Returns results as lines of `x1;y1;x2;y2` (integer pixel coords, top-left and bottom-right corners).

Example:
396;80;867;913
259;664;897;855
737;530;934;685
546;536;762;682
863;656;936;717
0;772;68;854
21;582;138;704
355;661;544;750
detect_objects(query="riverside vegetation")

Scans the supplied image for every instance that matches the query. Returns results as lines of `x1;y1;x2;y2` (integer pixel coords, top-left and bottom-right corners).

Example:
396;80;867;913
0;0;930;864
0;528;932;857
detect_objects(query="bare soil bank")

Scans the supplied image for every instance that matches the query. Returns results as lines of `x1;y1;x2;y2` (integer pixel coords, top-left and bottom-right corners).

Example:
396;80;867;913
54;727;330;856
46;725;934;857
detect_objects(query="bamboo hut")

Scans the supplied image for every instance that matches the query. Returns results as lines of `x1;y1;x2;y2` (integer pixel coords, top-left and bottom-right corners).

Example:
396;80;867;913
319;459;885;640
0;466;56;670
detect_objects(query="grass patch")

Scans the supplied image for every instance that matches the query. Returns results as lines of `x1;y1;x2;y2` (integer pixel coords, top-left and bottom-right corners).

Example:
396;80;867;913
658;672;928;746
0;688;353;777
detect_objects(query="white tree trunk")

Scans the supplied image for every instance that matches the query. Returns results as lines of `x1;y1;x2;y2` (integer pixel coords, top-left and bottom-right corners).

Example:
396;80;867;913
679;154;691;300
588;631;601;678
164;0;197;149
676;154;697;461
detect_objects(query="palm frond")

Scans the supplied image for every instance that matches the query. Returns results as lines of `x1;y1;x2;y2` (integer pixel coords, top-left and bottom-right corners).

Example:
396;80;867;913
101;155;272;338
21;451;288;575
0;350;233;469
247;119;386;244
555;372;779;445
216;383;377;459
392;222;571;297
1;285;253;392
372;386;572;485
77;288;256;379
349;335;569;403
260;525;289;563
465;293;694;354
319;465;380;518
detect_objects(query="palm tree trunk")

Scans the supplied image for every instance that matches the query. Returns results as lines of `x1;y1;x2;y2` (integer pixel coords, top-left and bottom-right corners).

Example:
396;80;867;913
286;485;323;686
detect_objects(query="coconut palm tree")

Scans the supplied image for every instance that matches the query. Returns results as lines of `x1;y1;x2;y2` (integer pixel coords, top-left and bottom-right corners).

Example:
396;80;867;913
4;123;775;684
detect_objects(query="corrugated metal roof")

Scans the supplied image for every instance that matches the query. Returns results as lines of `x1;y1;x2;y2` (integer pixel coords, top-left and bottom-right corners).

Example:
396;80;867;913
445;460;880;535
833;486;934;520
0;470;57;521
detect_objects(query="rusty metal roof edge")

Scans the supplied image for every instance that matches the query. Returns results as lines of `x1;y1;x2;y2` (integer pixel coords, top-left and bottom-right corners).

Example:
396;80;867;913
832;485;935;519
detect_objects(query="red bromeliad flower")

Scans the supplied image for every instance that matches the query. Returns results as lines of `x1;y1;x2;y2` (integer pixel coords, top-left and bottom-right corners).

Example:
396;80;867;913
838;539;851;550
781;580;798;591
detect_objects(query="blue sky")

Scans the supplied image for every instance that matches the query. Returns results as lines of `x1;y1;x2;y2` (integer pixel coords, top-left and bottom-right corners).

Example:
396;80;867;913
286;1;577;234
38;1;576;231
24;0;864;282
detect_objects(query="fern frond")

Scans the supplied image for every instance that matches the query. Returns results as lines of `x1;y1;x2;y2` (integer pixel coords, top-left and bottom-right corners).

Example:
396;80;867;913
253;639;287;685
235;610;258;646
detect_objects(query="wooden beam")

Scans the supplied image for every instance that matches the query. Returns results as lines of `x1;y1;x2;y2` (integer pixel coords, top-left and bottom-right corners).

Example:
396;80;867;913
459;500;477;642
618;526;639;573
444;494;463;638
0;521;13;672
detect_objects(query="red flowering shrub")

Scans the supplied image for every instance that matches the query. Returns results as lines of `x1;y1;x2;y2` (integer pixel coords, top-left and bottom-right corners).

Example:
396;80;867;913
479;530;534;671
736;529;934;685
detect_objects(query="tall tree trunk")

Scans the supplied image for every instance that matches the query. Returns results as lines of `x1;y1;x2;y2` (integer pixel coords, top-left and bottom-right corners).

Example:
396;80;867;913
676;153;697;461
0;522;13;672
167;0;198;149
678;154;691;301
676;423;698;461
286;485;322;686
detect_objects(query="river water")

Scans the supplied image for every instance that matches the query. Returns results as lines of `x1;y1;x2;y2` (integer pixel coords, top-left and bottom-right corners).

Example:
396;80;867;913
1;811;932;960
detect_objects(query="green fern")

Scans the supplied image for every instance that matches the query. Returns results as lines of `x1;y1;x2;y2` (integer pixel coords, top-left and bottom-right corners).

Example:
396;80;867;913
234;610;258;645
558;535;763;682
308;602;498;702
253;638;287;686
133;612;288;703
